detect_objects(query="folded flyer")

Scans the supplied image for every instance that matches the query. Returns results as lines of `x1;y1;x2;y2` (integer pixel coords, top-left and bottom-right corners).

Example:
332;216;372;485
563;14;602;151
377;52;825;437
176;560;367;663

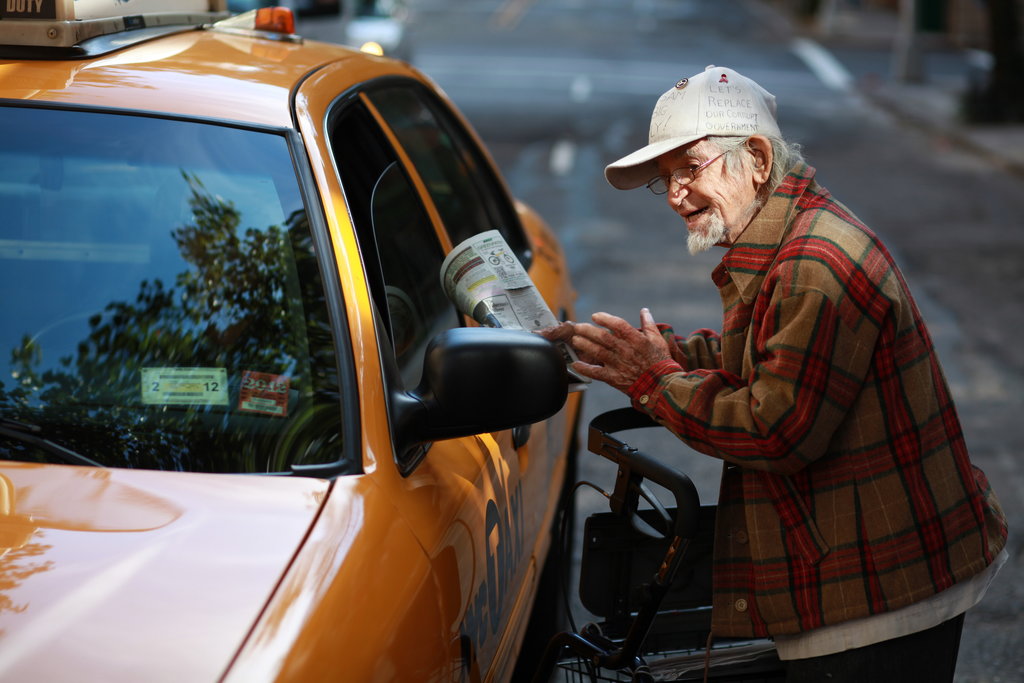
440;230;588;390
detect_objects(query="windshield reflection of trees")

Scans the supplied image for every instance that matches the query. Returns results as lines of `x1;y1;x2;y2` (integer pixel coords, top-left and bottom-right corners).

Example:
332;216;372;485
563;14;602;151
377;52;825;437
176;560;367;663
0;173;342;474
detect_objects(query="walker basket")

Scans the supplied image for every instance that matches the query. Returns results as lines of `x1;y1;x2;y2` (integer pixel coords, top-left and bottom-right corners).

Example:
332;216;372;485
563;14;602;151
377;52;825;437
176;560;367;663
580;504;717;648
533;408;783;683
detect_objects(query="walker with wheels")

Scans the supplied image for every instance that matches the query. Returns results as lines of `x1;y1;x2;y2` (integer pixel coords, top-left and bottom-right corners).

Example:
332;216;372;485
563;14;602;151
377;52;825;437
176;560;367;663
532;408;786;683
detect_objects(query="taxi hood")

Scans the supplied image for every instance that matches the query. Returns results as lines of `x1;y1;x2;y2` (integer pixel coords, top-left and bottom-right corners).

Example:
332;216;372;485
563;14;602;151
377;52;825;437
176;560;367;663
0;462;329;682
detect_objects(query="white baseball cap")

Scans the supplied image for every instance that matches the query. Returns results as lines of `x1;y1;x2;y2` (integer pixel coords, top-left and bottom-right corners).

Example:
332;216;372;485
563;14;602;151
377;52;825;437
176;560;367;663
605;65;782;190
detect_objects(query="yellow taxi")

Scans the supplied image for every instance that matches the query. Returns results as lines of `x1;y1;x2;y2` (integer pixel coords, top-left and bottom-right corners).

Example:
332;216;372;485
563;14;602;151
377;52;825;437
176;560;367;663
0;3;582;680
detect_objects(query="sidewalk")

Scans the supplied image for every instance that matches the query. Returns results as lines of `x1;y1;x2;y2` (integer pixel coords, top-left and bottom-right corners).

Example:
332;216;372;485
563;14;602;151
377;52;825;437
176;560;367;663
762;1;1024;178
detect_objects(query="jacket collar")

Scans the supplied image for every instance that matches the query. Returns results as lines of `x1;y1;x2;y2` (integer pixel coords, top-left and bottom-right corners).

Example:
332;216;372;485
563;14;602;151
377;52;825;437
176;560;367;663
712;163;817;304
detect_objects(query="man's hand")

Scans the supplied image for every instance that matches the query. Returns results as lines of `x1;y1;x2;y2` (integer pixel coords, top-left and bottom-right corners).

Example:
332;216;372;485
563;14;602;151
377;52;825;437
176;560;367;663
535;320;577;345
540;309;672;393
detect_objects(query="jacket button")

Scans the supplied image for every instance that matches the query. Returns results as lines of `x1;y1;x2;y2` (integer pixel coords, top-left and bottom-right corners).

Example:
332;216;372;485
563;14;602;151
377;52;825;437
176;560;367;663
638;395;649;405
734;530;748;544
734;598;748;612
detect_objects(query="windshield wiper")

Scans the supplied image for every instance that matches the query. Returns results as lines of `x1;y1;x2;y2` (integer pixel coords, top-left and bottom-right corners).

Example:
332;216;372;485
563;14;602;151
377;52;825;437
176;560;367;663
0;418;105;468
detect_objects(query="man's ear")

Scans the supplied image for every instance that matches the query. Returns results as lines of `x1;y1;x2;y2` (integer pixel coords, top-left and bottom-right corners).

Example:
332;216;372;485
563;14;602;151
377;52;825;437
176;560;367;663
747;135;773;184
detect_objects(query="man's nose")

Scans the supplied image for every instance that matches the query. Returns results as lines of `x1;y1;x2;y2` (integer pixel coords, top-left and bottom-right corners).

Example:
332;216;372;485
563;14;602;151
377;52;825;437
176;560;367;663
667;181;690;204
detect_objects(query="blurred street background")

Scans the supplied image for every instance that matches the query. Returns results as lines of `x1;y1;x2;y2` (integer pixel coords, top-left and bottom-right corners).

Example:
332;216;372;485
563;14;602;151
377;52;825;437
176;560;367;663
301;1;1023;679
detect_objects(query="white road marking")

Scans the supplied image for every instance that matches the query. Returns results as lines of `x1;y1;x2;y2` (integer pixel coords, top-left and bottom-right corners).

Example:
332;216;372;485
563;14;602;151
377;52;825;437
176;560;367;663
790;37;854;91
550;139;576;176
570;74;592;103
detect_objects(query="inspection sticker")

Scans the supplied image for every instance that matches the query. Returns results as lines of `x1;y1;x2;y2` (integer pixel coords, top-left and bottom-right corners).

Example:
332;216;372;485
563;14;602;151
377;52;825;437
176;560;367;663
238;370;290;417
141;368;229;406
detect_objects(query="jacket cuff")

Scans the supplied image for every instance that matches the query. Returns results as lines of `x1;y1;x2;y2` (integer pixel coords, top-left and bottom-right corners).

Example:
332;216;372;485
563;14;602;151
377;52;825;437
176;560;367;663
627;359;684;410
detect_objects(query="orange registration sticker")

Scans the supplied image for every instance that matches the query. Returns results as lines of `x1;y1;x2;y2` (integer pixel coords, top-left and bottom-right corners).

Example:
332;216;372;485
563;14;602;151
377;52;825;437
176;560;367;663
238;371;290;417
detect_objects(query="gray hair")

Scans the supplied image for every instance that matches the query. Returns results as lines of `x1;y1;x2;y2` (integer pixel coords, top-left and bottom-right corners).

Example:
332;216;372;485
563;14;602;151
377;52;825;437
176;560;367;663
706;134;804;198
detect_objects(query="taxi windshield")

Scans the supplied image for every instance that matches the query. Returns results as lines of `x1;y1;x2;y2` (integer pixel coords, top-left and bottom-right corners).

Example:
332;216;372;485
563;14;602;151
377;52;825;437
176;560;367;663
0;106;348;475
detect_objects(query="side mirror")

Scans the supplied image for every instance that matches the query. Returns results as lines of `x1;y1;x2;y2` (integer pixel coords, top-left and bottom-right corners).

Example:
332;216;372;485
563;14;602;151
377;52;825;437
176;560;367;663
392;327;568;458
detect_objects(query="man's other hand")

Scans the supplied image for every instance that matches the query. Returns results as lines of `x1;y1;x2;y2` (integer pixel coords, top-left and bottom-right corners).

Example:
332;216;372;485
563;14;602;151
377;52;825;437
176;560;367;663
566;308;672;393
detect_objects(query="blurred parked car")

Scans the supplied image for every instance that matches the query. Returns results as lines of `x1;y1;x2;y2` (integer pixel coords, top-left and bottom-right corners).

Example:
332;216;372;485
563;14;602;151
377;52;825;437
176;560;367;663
0;2;581;680
343;0;411;62
228;0;411;61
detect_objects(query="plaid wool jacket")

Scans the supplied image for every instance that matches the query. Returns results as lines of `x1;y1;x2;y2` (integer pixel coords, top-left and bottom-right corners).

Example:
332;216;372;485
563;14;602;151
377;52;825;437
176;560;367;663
626;163;1007;638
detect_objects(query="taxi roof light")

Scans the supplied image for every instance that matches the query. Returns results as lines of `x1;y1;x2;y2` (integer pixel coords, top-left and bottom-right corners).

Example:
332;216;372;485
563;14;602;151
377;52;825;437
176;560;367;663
211;7;296;37
255;7;295;35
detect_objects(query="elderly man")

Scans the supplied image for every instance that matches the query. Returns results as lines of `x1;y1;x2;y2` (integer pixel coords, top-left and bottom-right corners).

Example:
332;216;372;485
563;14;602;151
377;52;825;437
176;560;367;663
546;65;1007;681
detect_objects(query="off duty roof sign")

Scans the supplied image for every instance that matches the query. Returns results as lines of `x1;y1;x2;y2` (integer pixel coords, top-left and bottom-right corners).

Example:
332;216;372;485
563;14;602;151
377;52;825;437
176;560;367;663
0;0;222;49
2;0;57;20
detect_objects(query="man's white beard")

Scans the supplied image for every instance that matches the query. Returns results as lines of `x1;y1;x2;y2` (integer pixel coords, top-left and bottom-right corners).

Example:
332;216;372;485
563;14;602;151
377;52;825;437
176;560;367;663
687;210;727;255
686;198;764;255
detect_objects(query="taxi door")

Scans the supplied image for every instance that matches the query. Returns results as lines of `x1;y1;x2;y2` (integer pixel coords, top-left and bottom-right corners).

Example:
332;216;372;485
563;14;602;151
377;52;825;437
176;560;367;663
295;65;575;680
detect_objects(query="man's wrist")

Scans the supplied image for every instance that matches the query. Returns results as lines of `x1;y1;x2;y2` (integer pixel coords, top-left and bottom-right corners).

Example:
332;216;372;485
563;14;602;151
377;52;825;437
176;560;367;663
627;359;684;408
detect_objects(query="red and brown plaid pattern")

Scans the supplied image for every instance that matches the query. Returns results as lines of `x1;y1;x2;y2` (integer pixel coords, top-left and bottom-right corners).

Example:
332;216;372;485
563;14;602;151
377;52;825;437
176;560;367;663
627;164;1007;637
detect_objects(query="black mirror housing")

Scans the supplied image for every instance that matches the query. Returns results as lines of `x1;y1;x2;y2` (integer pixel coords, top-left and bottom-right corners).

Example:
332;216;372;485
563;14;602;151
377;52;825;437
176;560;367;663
395;327;568;452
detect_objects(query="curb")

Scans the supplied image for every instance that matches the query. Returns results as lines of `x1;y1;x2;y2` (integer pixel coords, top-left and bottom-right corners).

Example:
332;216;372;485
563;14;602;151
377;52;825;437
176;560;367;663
859;84;1024;180
749;0;1024;181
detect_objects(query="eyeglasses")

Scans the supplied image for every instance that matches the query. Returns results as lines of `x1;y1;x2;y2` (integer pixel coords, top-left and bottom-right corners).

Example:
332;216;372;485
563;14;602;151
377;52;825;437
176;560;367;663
645;151;727;195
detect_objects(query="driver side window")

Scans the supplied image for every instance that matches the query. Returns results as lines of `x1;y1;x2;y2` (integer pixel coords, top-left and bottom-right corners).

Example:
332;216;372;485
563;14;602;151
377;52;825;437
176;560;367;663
329;99;457;388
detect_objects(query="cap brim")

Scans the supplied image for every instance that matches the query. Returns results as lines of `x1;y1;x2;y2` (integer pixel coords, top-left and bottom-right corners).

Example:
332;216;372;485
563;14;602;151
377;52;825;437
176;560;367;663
604;134;704;190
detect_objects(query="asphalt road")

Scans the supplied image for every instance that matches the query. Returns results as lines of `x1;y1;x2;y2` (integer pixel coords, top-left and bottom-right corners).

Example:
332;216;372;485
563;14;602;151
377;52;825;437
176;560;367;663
303;2;1023;679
